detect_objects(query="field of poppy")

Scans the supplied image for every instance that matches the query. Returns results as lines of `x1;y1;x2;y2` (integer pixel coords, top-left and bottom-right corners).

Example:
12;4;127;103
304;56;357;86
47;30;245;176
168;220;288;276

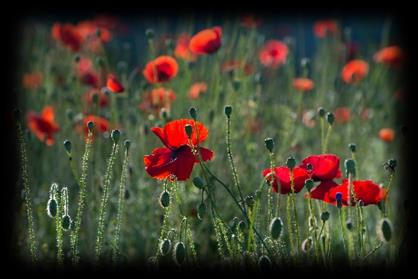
13;14;407;270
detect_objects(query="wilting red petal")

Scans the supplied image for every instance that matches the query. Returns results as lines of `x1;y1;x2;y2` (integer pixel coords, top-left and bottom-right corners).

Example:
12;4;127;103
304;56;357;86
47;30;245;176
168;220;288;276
301;154;340;181
341;59;369;84
189;27;222;55
143;56;178;83
197;147;214;162
106;74;124;93
263;166;309;195
144;146;197;181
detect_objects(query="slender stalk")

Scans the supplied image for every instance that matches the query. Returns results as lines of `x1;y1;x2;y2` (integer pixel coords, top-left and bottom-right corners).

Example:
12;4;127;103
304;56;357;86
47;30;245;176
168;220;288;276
289;171;301;258
323;124;333;154
71;130;93;265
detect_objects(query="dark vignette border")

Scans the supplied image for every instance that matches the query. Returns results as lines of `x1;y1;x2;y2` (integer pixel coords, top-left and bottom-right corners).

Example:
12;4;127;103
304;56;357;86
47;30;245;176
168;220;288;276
4;2;417;276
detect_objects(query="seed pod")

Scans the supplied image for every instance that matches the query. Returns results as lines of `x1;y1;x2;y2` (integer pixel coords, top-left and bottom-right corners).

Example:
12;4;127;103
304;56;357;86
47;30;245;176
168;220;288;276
224;105;232;119
326;112;335;125
346;219;353;231
111;129;121;143
318;107;326;118
63;140;72;154
197;202;206;220
46;198;58;218
173;242;186;265
185;124;193;139
159;190;170;208
62;215;72;231
189;107;197;120
258;255;272;270
348;143;356;153
301;237;313;253
305;179;314;192
344;159;356;177
321;211;330;222
269;217;283;239
159;239;172;256
378;218;392;242
264;138;274;153
286;156;296;169
192;177;205;189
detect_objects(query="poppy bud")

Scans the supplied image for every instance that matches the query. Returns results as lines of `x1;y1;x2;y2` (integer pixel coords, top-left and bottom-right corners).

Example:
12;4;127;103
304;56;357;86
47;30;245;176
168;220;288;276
346;219;353;231
87;121;94;132
159;239;171;256
185;124;193;139
301;237;313;253
189;107;197;120
173;242;186;265
192;177;205;189
326;112;335;125
63;139;72;154
344;159;356;177
160;108;169;120
224;105;232;119
305;179;314;192
269;217;283;239
286;156;296;170
258;255;272;270
378;218;392;242
317;107;326;118
264;138;274;153
245;195;255;208
388;159;397;169
197;202;206;220
348;143;356;153
159;190;170;208
62;214;72;231
336;192;343;209
238;220;246;232
321;211;330;222
46;198;58;218
111;129;120;143
145;28;154;39
124;140;131;151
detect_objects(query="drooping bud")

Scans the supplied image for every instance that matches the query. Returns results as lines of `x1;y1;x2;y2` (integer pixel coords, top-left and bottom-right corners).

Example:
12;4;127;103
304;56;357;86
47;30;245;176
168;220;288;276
326;112;335;125
348;143;356;153
197;202;206;220
286;156;296;170
305;179;314;192
47;198;58;218
189;107;197;120
124;140;131;152
224;105;232;119
192;177;205;189
111;129;121;143
185;124;193;139
318;107;326;118
269;217;283;239
159;239;172;256
264;138;274;153
301;237;313;253
321;211;330;222
87;121;94;133
62;214;72;231
159;190;170;208
378;218;392;242
173;242;186;265
63;140;72;154
344;159;356;177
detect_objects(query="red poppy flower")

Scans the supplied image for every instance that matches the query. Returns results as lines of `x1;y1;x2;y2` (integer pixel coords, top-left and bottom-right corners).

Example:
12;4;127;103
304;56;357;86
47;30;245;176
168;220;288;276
335;107;351;124
374;46;404;68
220;60;253;76
84;89;109;108
139;87;176;115
144;119;214;181
106;74;124;93
27;106;60;146
188;82;207;100
300;154;341;181
262;166;310;194
51;23;83;52
76;57;100;88
22;72;43;90
259;40;289;69
313;20;338;38
379;128;395;142
293;78;314;92
326;179;387;206
174;34;197;62
143;56;179;84
307;180;339;202
341;59;369;84
189;27;222;55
